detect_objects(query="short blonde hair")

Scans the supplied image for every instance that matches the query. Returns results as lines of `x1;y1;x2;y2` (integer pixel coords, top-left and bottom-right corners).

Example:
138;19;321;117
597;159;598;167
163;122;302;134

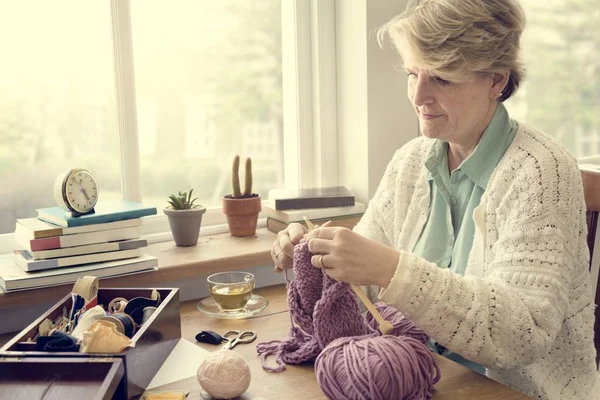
378;0;526;101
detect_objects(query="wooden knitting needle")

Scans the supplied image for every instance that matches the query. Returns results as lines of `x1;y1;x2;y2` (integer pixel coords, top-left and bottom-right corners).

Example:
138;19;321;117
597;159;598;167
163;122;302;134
350;284;394;335
303;217;394;335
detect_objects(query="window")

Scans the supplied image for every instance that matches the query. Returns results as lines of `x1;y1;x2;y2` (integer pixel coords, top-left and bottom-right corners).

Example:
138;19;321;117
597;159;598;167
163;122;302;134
505;0;600;158
130;0;284;211
0;0;332;252
0;1;121;236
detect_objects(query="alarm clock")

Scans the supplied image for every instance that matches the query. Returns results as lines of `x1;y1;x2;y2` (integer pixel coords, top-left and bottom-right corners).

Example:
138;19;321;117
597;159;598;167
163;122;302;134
53;168;99;215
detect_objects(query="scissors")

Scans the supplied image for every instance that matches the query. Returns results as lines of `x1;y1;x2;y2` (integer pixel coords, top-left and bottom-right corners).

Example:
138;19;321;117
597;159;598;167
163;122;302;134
220;330;257;350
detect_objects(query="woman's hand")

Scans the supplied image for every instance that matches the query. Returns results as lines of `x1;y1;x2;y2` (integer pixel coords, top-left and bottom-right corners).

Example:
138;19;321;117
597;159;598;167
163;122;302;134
306;226;399;287
271;223;307;271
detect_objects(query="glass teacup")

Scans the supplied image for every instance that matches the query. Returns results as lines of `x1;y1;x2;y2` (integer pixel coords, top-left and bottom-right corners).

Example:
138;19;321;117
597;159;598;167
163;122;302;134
207;271;255;311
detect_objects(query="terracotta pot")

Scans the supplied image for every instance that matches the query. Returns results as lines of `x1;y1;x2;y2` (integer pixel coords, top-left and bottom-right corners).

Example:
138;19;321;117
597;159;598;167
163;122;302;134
164;207;207;246
222;195;262;237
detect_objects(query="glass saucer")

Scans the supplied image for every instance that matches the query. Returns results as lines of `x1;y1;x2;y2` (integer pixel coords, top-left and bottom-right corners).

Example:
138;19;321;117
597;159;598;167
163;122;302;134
197;294;269;319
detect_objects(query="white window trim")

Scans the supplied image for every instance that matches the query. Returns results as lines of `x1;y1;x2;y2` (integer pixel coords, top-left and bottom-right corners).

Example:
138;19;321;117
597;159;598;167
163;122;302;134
111;0;142;203
282;0;338;190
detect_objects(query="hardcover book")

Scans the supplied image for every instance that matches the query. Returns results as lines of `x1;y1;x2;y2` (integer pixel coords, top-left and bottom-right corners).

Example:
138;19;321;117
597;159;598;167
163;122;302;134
15;226;141;252
262;202;365;223
0;254;158;292
26;239;147;260
268;186;355;210
16;217;142;239
36;200;157;228
13;248;142;272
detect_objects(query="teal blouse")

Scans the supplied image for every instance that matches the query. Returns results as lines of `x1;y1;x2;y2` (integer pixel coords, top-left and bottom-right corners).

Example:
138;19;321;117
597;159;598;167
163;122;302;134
412;103;517;374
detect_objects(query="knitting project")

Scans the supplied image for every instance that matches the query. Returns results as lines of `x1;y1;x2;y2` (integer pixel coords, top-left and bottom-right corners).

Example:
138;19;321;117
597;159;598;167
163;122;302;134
256;238;430;372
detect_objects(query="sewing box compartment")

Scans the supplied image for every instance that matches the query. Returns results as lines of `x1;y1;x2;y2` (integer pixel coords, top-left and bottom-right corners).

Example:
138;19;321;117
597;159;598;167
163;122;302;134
0;357;127;400
0;287;181;399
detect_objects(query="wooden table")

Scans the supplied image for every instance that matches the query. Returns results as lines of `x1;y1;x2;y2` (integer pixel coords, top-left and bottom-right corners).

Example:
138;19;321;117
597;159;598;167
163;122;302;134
0;284;532;399
153;284;532;400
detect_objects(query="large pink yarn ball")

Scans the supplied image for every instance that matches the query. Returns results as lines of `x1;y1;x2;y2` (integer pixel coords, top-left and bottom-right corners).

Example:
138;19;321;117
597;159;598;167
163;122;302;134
315;335;440;400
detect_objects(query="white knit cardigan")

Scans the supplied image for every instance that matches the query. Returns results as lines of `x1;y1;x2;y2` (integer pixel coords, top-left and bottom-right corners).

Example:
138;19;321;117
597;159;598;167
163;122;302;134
356;123;600;399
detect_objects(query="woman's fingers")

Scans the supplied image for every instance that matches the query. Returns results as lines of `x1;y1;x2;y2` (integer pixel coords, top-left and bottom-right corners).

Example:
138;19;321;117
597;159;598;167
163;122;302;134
288;223;308;244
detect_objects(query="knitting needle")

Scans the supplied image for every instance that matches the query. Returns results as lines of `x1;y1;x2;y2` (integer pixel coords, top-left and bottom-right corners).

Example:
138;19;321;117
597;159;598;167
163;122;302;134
303;217;394;335
350;284;394;335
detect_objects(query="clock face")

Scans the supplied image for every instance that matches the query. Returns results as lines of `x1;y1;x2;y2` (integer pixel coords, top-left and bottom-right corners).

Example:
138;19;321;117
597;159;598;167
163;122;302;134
62;169;99;213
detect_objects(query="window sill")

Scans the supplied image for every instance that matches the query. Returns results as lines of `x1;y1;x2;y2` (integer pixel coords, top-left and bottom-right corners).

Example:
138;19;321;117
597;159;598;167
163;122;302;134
0;228;277;311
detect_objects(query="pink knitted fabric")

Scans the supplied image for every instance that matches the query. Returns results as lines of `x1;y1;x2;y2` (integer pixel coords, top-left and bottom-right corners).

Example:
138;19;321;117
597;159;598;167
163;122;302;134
257;238;429;372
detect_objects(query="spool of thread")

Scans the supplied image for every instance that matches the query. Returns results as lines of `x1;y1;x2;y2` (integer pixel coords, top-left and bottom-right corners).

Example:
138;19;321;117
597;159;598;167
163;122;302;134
112;312;136;338
99;316;125;336
315;335;440;400
197;350;251;399
108;297;129;313
141;306;157;325
124;297;158;325
72;276;99;302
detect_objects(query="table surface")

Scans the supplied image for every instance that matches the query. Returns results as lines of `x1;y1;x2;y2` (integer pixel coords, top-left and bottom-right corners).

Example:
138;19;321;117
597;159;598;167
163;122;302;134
149;284;532;400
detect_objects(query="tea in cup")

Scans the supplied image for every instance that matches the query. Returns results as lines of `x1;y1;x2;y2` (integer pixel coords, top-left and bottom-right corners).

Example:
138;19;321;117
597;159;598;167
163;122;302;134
207;271;255;311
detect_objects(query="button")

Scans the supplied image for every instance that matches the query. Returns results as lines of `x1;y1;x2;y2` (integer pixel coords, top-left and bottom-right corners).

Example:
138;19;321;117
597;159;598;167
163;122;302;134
447;238;453;245
451;196;457;204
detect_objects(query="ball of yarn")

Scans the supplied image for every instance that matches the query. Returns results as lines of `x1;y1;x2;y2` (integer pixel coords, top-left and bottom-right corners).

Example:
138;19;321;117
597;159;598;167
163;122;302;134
197;350;251;399
315;335;440;400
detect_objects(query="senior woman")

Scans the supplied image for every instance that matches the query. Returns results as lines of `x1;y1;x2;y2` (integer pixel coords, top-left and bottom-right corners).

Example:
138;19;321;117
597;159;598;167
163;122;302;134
271;0;600;399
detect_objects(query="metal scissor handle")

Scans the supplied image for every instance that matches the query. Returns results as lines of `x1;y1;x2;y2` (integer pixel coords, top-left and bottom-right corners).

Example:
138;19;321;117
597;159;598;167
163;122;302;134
220;330;257;350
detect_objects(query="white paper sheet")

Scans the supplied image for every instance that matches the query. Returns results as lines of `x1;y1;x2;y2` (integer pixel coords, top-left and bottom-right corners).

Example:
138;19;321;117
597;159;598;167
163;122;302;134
146;339;210;390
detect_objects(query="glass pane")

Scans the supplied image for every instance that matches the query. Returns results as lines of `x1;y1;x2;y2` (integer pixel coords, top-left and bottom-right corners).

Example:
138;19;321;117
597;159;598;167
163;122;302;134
0;1;121;235
130;0;284;211
505;0;600;158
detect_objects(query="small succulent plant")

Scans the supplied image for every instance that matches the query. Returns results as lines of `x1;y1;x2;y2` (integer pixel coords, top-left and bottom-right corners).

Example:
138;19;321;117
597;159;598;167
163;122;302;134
231;154;254;198
167;189;200;210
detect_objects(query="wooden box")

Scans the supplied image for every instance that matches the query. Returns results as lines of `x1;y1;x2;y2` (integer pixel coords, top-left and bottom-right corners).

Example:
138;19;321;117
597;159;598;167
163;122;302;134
0;357;127;400
0;288;181;399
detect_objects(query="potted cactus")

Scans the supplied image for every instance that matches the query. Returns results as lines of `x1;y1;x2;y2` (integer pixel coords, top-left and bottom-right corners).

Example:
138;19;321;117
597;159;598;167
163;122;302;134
164;189;207;246
222;155;261;236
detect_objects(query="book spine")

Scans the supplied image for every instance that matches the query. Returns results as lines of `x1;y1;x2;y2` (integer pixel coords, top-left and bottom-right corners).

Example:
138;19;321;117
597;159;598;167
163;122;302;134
62;218;142;235
59;227;140;248
16;249;142;272
23;227;140;251
4;256;158;291
29;239;147;260
66;208;156;227
274;196;355;211
30;237;62;251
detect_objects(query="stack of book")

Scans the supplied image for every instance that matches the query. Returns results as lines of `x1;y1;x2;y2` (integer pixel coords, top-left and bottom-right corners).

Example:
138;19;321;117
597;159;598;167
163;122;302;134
1;200;158;292
264;186;366;233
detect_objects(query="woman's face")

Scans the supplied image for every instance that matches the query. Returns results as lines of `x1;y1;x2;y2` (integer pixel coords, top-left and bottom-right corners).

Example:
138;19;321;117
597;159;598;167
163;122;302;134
405;64;501;148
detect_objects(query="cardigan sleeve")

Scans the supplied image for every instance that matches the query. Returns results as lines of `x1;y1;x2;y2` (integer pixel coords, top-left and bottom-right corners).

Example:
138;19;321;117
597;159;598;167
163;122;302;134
353;152;397;304
379;148;587;369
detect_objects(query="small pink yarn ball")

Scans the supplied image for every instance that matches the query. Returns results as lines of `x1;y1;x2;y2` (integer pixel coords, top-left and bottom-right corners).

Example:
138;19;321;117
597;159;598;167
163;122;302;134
197;350;251;399
315;335;440;400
